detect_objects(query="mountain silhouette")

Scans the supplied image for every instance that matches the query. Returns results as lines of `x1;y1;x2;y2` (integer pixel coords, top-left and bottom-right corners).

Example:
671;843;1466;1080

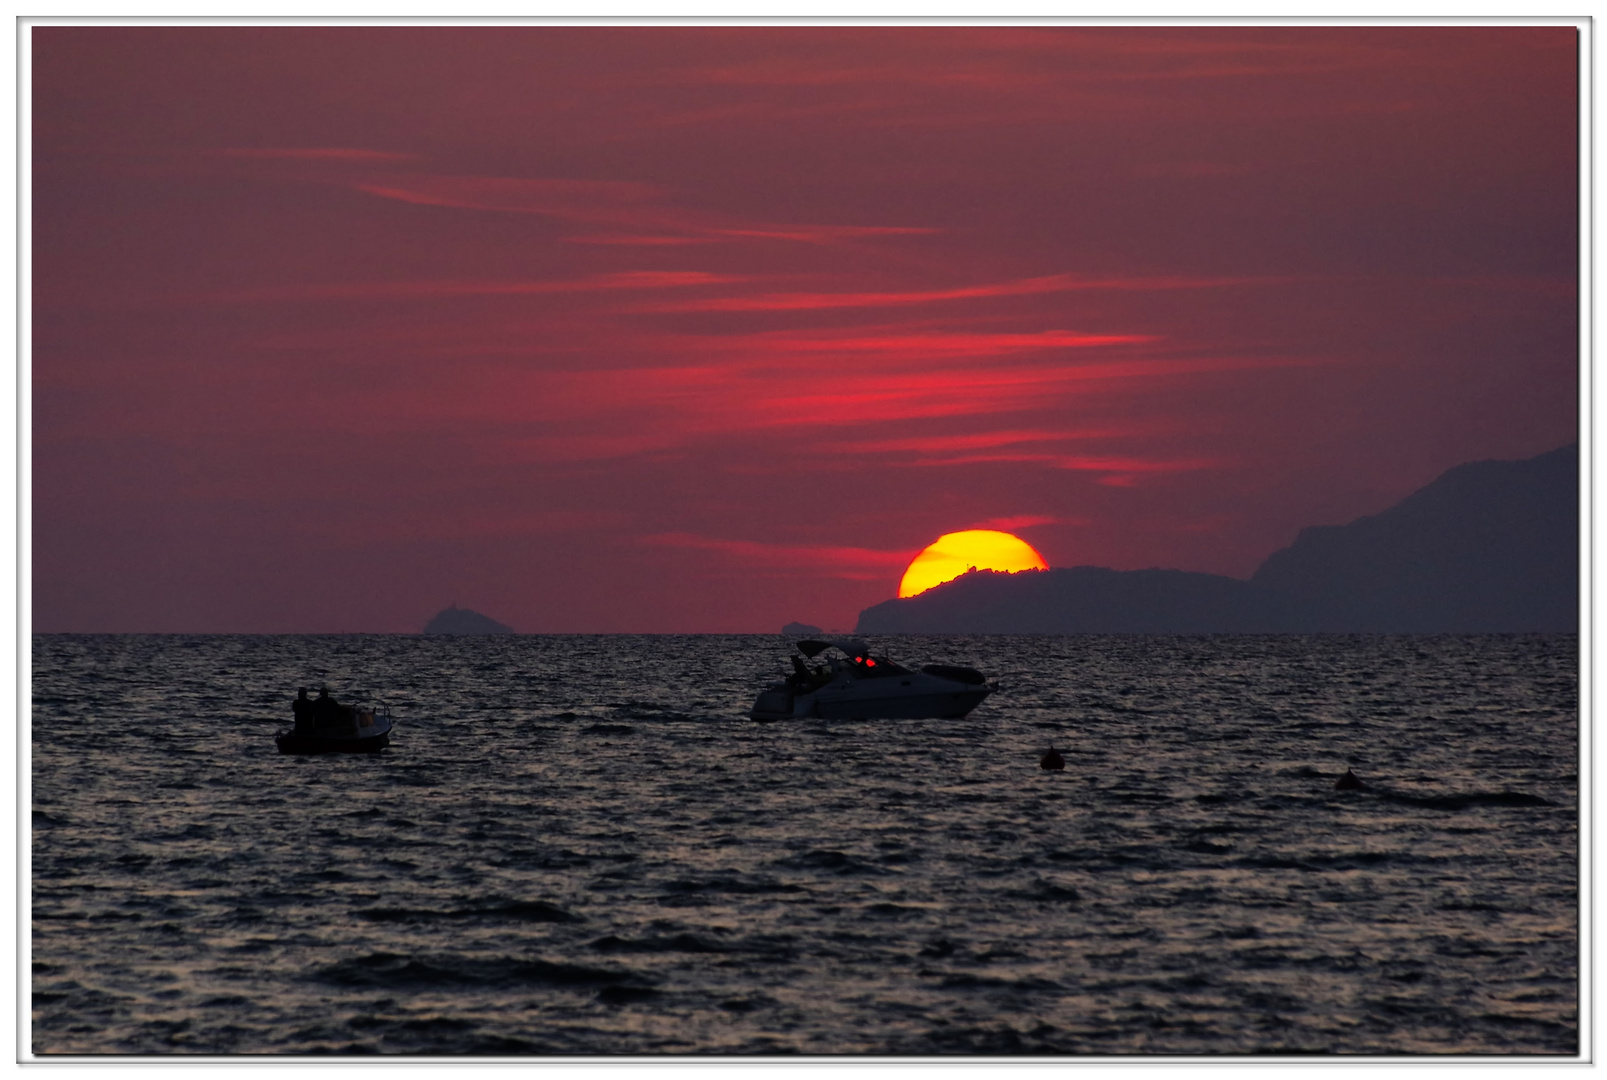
1249;444;1577;631
856;445;1577;634
423;605;516;635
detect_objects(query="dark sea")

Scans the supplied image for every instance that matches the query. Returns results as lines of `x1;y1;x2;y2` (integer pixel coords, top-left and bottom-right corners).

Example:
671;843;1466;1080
31;633;1579;1057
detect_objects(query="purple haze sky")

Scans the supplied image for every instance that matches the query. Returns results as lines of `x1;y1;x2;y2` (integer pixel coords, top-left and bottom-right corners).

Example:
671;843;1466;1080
31;26;1579;633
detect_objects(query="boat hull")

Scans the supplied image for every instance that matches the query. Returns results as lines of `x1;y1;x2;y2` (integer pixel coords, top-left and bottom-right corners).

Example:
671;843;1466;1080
814;686;991;720
751;639;996;722
750;684;992;722
276;731;390;754
276;720;393;754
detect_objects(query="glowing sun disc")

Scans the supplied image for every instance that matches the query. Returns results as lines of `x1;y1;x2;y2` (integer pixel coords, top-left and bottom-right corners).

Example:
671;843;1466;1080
898;530;1048;598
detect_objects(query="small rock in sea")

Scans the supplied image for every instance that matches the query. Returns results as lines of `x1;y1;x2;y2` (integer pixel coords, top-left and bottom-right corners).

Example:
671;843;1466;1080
422;604;515;635
1335;768;1367;791
1040;747;1065;771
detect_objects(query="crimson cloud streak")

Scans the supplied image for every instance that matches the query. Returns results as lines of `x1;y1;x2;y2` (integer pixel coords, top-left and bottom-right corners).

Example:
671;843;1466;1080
31;26;1578;632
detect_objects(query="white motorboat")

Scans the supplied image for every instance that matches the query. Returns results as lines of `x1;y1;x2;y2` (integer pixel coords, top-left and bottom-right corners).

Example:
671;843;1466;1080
750;638;994;721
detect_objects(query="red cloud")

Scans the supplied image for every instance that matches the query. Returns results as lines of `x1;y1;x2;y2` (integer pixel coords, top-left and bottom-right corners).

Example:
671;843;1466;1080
836;428;1125;455
867;449;1222;484
672;32;1356;92
970;514;1064;530
1053;455;1219;474
640;532;912;579
555;348;1313;436
700;328;1158;360
215;147;417;162
288;323;1315;447
353;175;660;218
350;174;934;247
629;272;1279;313
709;224;938;243
566;234;726;246
188;270;745;306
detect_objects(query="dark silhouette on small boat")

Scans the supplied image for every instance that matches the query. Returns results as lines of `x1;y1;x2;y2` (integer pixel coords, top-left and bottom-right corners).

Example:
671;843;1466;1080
1040;747;1065;771
1335;767;1367;790
276;687;393;754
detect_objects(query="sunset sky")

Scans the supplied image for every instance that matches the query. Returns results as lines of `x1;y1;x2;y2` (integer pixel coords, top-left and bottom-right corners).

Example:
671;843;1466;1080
30;25;1580;633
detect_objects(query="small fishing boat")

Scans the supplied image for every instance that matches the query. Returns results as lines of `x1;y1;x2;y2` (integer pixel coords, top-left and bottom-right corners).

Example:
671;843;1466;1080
276;699;394;754
750;638;994;721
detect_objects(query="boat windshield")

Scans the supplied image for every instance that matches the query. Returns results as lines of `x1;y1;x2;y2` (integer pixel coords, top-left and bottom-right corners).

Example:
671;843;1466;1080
848;653;910;677
798;639;911;677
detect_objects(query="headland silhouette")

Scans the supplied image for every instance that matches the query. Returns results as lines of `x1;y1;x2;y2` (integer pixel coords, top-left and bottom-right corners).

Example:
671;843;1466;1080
857;445;1577;634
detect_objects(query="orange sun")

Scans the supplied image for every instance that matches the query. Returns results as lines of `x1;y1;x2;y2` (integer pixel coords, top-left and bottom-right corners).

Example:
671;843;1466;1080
898;529;1048;598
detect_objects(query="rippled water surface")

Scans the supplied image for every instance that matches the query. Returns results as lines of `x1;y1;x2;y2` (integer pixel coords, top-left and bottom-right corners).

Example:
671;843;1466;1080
32;634;1578;1056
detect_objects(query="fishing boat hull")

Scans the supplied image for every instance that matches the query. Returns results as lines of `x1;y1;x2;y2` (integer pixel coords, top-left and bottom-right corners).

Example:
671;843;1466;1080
276;708;394;754
275;728;391;754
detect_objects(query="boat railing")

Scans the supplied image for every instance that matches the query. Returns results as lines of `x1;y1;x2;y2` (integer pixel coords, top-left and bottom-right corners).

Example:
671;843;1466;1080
352;701;391;730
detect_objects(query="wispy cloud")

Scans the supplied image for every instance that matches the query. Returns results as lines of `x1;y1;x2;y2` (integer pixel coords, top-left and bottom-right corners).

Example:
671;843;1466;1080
214;147;418;162
572;347;1317;436
635;30;1421;131
351;175;659;218
628;272;1279;314
1054;455;1220;475
327;326;1318;443
349;174;936;247
829;429;1212;483
700;327;1158;360
969;514;1065;530
640;531;912;579
708;224;936;244
835;428;1125;455
304;508;635;547
875;449;1223;484
675;41;1356;96
566;233;726;247
203;149;940;250
190;270;745;306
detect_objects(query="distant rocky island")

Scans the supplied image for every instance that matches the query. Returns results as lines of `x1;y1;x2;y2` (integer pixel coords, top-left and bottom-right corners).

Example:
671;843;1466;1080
423;605;516;635
857;444;1577;634
782;621;824;636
